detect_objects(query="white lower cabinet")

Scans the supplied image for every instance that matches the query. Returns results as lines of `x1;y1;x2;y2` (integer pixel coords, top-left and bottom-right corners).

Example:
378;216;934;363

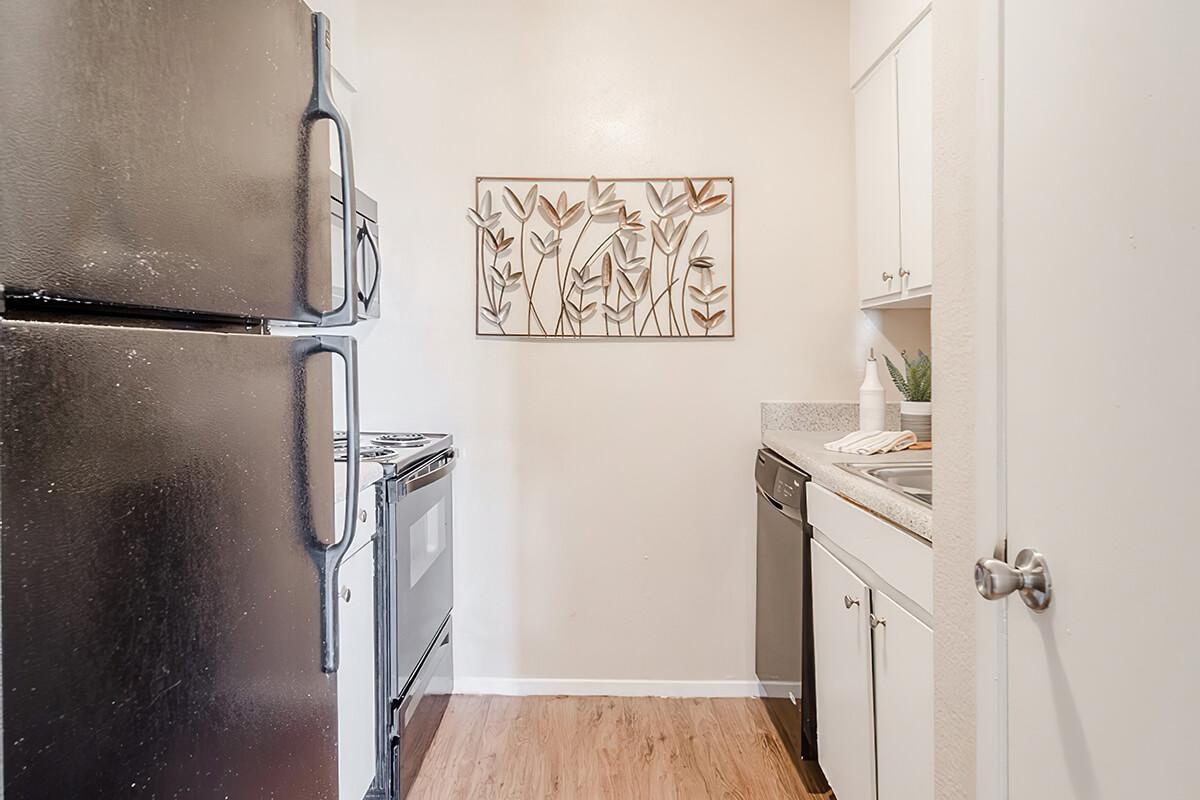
812;541;876;800
809;487;932;800
872;590;933;800
338;485;379;800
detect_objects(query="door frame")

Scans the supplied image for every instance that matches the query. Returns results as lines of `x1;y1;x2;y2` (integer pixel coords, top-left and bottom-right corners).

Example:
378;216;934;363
972;0;1006;797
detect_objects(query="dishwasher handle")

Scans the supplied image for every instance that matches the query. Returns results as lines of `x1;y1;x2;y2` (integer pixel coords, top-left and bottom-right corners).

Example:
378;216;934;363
755;448;808;519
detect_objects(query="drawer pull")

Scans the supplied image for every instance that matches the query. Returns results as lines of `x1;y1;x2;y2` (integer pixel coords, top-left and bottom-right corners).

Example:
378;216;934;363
844;595;860;609
870;613;887;629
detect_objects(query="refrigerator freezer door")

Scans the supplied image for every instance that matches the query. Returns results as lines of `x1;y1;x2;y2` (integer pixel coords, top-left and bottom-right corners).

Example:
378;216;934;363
0;1;350;324
0;320;347;798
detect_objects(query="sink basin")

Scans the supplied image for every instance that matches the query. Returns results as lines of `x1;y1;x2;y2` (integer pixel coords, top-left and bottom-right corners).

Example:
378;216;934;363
835;462;933;507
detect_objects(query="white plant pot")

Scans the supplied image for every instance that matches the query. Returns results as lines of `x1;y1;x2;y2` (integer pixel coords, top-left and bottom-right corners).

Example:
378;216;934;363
900;401;932;442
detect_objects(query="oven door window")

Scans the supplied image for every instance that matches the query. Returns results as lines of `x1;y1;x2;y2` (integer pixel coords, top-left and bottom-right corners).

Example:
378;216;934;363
409;497;447;587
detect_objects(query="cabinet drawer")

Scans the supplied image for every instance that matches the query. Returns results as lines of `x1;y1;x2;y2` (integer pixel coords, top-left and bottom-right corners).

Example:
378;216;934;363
807;483;931;612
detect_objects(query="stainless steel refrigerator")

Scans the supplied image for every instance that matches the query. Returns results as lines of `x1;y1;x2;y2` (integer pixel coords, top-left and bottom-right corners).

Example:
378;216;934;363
0;2;365;797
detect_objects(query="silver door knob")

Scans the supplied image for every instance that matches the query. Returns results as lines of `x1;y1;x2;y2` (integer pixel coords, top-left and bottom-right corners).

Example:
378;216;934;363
881;272;894;283
974;548;1052;611
359;509;368;523
844;595;860;609
869;613;886;629
340;586;352;603
899;268;911;279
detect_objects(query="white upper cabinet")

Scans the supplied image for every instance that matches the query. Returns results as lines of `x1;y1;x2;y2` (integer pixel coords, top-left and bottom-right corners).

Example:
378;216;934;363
855;57;902;307
853;7;933;309
896;14;933;297
850;0;932;86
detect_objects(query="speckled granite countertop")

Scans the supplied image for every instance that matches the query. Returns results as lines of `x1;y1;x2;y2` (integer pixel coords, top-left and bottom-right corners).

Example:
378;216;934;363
762;430;933;542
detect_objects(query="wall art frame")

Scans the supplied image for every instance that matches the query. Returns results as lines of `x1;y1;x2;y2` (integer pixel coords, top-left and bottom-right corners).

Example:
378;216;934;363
470;176;735;339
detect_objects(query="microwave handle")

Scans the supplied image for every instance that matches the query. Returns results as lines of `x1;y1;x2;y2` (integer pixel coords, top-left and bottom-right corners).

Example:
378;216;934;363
357;223;381;308
308;12;357;327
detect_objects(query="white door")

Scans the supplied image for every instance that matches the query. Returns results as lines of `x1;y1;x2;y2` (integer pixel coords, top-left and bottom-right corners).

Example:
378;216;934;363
811;541;875;800
979;1;1200;796
854;55;901;305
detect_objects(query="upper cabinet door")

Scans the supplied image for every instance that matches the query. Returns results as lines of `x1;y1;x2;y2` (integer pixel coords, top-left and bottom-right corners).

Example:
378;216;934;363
896;13;933;295
0;0;349;324
811;541;875;800
855;57;902;305
850;0;932;85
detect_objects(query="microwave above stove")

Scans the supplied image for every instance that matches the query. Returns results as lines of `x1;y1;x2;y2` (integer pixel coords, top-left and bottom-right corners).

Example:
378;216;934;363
331;171;381;320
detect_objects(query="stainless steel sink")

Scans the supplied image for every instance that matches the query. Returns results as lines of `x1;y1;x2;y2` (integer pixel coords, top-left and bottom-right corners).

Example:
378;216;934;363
835;462;933;507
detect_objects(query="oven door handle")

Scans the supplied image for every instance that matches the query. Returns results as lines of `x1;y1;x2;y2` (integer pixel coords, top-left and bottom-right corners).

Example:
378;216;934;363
400;449;457;497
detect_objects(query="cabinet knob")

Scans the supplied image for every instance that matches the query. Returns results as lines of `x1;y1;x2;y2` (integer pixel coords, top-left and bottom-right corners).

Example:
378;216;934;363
881;272;894;283
843;595;860;609
899;268;911;279
340;586;352;603
870;613;887;629
359;509;368;523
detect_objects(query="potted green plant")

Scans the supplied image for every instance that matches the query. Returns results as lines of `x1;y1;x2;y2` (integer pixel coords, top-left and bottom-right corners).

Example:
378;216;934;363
884;350;932;441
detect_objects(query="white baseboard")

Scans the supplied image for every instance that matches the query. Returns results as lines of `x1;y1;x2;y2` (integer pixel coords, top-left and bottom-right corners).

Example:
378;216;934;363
452;677;763;698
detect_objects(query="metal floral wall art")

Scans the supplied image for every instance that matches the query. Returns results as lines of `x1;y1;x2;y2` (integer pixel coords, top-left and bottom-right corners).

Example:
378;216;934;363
470;176;734;338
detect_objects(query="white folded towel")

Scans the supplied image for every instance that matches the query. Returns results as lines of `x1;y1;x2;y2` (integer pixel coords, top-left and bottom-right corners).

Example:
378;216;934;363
824;430;918;455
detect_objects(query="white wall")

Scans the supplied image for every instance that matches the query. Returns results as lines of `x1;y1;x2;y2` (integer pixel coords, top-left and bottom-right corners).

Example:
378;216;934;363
932;0;982;795
348;0;922;691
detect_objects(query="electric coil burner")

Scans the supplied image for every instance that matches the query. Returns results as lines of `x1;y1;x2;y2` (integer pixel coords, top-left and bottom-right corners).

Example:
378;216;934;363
372;432;429;448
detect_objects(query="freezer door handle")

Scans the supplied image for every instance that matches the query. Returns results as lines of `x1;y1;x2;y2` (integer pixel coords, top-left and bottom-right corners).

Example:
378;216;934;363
307;12;358;327
311;334;360;673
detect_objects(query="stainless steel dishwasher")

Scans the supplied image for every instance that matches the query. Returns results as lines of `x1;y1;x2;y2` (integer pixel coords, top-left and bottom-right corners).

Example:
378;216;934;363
755;448;818;767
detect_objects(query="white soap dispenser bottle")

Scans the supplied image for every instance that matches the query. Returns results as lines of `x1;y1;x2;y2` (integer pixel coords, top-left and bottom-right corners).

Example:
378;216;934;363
859;349;886;432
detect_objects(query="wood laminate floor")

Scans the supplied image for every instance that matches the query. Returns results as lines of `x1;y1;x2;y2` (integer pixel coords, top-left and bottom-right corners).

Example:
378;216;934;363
407;695;832;800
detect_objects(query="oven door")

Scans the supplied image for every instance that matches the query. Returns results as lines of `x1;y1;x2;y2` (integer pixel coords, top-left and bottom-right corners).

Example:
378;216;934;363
387;449;456;692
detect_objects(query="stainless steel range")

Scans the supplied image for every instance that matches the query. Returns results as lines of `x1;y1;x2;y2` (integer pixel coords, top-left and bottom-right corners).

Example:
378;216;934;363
337;432;456;800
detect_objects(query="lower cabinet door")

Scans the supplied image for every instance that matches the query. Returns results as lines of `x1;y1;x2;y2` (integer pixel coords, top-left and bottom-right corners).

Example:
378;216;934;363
872;590;933;800
338;539;378;800
811;539;875;800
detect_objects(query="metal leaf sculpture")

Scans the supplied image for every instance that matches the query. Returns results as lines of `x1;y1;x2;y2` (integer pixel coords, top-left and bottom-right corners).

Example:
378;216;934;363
530;230;562;256
502;184;538;221
489;262;523;289
587;176;624;217
690;308;727;330
467;190;502;229
538;191;585;230
651;218;689;255
473;177;732;338
602;303;635;323
481;301;511;328
685;178;729;214
565;299;598;323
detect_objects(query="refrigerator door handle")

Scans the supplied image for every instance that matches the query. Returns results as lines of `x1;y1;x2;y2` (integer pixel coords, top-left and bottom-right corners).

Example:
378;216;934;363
312;334;360;673
307;12;358;328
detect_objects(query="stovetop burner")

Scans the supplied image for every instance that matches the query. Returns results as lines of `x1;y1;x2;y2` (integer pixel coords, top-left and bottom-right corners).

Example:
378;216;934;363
372;432;428;447
334;445;398;462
